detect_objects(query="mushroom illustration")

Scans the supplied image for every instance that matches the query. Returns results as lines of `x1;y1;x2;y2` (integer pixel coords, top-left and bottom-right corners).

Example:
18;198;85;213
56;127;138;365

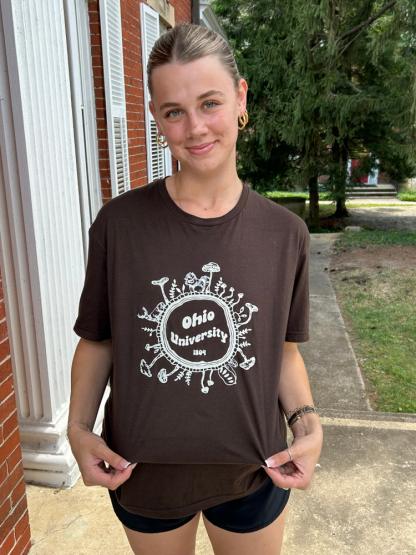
140;352;164;377
202;262;220;292
151;277;169;304
137;261;259;394
231;292;244;308
238;350;256;370
158;366;181;383
237;303;259;327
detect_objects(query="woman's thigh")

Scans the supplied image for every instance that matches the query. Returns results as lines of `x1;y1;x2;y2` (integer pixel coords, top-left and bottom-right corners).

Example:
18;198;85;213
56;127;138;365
201;475;290;555
202;503;289;555
122;511;201;555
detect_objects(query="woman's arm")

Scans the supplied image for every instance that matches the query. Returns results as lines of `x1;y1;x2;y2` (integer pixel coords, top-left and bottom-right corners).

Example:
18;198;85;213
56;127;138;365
262;341;323;489
67;337;113;432
278;341;322;437
67;338;137;489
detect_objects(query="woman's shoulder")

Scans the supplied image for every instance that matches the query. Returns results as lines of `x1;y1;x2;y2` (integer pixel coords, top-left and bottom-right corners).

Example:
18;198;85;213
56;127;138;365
92;178;162;227
248;187;309;239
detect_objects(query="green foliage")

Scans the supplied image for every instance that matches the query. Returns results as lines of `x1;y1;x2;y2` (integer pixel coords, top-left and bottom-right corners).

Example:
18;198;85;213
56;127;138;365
212;0;416;196
333;229;416;250
398;190;416;201
334;266;416;412
262;190;332;200
332;229;416;412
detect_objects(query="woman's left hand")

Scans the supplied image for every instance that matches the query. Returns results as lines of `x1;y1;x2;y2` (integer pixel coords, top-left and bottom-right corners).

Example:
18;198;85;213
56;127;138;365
262;418;323;490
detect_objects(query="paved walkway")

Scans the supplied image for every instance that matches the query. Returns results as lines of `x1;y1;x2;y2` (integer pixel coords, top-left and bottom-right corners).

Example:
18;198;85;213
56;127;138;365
25;231;416;554
345;205;416;231
284;234;416;555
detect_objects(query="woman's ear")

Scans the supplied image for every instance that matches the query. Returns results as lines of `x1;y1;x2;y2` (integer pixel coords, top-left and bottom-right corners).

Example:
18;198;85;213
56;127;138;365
149;100;162;134
238;78;248;112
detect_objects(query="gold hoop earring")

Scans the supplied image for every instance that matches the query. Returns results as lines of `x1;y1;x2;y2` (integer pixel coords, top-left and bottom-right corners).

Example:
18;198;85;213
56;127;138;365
157;132;168;148
238;110;249;130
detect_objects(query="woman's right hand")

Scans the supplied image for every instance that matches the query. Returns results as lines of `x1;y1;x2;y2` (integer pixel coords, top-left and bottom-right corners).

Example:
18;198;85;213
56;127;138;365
67;424;138;490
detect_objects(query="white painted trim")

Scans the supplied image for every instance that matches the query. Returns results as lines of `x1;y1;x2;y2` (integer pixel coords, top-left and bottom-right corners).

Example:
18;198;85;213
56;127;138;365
140;2;173;181
141;2;159;182
200;4;226;36
99;0;130;196
64;0;102;254
0;0;90;487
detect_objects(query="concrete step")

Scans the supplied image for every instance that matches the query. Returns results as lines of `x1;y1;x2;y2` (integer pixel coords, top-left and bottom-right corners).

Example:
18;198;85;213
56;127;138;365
347;193;398;199
346;185;396;194
318;407;416;424
347;183;396;191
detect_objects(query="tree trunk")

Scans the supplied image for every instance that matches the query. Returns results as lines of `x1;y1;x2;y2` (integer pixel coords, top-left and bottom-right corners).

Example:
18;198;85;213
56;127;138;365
331;129;349;218
308;175;320;228
334;137;349;217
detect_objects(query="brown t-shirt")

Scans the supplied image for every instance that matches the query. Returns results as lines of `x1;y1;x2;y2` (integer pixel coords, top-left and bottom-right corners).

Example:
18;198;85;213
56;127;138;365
73;176;310;518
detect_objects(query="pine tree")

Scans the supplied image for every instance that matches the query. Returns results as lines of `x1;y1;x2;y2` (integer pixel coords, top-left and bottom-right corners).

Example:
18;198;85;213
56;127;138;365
212;0;416;227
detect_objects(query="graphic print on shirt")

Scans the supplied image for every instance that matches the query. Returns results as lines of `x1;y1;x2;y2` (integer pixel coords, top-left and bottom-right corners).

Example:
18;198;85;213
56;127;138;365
137;262;258;394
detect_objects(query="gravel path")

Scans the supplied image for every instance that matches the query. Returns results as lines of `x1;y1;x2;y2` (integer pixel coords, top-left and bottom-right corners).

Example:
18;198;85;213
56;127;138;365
344;205;416;231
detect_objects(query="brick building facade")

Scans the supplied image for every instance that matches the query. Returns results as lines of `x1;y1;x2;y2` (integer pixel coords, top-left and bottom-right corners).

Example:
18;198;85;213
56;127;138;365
0;1;224;552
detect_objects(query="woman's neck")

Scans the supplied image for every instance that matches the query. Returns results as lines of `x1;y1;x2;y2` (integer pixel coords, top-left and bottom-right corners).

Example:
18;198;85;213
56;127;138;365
166;170;243;212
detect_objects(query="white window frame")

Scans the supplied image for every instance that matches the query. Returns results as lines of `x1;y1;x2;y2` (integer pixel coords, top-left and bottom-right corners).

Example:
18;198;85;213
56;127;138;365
140;3;173;182
100;0;130;197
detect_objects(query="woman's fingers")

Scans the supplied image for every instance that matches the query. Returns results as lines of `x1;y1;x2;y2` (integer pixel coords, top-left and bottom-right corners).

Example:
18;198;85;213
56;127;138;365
262;436;319;490
69;427;138;489
262;461;311;490
261;464;304;489
83;460;138;489
264;447;293;469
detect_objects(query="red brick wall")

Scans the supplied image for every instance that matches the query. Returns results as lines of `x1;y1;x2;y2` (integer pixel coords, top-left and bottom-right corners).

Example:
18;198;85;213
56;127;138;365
171;0;192;24
88;1;112;202
88;0;192;203
120;0;147;188
0;273;31;555
0;4;193;553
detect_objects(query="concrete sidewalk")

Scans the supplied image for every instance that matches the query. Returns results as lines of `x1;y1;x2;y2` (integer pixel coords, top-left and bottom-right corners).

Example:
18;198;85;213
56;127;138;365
25;234;416;554
283;234;416;555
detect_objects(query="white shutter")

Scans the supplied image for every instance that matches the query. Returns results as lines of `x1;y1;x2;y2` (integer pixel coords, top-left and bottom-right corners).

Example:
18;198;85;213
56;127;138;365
140;3;172;181
100;0;130;196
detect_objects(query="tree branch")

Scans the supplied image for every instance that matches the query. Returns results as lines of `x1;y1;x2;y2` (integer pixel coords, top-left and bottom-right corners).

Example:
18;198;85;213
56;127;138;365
338;0;397;43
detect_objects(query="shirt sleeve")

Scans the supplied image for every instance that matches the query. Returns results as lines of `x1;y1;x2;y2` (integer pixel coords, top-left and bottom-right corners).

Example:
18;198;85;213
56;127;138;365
73;218;111;342
284;225;310;342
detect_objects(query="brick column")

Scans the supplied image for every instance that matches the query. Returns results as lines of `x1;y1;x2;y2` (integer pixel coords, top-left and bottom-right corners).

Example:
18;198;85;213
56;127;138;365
0;272;31;555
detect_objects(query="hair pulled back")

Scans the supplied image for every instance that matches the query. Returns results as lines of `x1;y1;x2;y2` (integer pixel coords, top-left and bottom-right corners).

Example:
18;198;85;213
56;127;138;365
147;23;242;98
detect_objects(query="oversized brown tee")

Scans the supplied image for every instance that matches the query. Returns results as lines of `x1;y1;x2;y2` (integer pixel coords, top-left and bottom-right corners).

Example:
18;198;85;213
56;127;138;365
73;176;310;519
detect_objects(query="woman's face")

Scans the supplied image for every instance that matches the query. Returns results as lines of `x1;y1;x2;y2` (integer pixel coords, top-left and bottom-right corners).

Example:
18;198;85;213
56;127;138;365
149;54;248;175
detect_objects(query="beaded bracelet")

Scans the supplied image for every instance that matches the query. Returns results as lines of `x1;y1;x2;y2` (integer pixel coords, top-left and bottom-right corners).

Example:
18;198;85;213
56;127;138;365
286;405;318;428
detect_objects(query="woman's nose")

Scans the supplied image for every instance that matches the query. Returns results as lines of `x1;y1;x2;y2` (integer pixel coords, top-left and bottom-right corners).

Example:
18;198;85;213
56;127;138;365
186;110;207;135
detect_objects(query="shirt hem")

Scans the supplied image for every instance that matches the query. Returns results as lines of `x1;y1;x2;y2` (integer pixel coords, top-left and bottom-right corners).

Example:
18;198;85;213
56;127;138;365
73;324;111;342
285;331;309;342
115;473;269;519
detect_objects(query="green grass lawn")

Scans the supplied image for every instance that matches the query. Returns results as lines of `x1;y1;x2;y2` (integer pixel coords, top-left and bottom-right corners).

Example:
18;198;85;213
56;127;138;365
333;229;416;249
345;202;416;207
330;230;416;413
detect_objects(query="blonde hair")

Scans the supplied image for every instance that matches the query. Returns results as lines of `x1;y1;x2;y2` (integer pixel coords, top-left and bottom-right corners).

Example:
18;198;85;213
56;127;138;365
147;23;242;98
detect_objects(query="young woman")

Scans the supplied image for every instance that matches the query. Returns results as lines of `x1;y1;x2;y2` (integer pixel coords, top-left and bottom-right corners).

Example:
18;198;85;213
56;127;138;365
68;23;323;555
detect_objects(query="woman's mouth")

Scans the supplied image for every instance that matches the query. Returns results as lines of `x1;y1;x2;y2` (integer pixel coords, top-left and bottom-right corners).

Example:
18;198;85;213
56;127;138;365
187;141;216;155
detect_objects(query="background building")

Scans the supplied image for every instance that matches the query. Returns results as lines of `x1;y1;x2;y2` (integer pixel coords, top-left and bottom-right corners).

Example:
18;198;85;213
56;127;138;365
0;1;224;552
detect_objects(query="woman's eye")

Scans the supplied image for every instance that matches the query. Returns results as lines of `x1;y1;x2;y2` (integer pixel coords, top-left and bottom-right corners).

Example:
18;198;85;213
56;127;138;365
165;101;219;119
166;109;182;118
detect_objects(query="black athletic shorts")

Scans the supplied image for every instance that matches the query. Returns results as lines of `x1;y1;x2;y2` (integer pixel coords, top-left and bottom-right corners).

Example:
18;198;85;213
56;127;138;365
108;474;290;534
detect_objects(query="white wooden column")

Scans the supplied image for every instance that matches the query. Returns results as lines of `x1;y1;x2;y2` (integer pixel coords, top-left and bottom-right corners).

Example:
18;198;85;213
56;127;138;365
0;1;93;487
